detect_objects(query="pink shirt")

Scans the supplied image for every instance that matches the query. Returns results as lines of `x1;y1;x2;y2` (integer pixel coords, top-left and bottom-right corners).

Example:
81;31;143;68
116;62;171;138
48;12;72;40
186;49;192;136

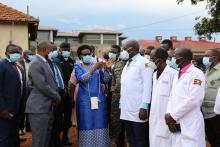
179;64;192;78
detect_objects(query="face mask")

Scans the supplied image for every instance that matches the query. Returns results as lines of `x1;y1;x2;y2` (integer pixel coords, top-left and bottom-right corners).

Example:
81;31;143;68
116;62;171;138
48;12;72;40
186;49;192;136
148;61;157;70
167;57;179;70
9;53;21;62
203;57;211;67
27;55;34;62
119;50;129;61
62;51;70;58
108;52;117;60
48;51;58;60
144;55;150;60
83;55;92;64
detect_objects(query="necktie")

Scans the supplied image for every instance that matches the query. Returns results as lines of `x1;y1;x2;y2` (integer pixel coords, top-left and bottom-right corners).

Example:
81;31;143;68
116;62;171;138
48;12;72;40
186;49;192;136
52;62;64;89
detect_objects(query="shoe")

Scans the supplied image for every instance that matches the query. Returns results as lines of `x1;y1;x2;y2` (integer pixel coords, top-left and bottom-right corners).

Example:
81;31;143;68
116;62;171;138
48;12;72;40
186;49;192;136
62;138;72;146
19;130;25;136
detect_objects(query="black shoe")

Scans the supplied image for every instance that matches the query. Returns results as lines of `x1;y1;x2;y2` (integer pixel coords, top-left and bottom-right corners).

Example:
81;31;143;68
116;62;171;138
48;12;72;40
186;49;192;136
62;138;72;146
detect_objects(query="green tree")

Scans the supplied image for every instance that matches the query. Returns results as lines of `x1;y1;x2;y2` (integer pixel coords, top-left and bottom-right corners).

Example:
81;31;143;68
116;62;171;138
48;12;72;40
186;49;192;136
177;0;220;40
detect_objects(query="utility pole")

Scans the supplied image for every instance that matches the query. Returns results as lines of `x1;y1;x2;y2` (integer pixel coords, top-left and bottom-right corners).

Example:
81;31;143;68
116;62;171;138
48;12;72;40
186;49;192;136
27;0;29;15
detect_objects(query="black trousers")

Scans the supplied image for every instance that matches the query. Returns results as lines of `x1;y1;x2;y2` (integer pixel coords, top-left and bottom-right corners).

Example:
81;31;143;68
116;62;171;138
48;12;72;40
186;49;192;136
0;117;20;147
124;120;149;147
62;94;72;139
205;115;220;147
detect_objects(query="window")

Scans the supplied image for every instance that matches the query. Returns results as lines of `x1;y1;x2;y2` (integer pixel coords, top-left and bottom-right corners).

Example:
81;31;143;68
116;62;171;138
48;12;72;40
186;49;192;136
37;31;50;41
103;40;116;45
83;34;101;40
103;34;116;40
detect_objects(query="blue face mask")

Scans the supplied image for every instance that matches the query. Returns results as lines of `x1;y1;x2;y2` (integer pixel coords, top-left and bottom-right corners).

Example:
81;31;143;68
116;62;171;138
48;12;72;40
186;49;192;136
83;55;92;64
9;53;21;62
108;52;117;60
203;57;211;67
48;51;58;60
62;51;70;58
27;55;34;62
167;57;179;70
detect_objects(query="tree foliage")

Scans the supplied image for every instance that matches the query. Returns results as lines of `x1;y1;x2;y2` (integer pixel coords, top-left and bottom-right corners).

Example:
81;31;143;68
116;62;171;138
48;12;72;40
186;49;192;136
177;0;220;40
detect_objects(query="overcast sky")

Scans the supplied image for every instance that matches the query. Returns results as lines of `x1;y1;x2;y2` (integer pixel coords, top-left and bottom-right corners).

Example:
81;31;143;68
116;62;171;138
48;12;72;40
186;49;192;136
1;0;219;41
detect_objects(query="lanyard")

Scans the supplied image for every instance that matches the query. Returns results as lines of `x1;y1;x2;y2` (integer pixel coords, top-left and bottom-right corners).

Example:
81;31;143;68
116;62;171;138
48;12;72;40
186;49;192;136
87;71;101;101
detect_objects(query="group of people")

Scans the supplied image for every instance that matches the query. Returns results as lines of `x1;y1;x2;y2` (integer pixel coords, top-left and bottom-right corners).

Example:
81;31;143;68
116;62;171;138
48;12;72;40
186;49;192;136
0;38;220;147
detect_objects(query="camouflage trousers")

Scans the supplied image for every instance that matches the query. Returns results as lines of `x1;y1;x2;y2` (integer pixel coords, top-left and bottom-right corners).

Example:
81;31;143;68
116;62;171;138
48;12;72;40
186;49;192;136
109;95;125;147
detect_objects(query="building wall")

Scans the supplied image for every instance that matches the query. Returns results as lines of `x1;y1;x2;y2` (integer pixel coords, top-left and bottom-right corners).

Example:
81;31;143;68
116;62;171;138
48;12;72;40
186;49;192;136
0;23;28;57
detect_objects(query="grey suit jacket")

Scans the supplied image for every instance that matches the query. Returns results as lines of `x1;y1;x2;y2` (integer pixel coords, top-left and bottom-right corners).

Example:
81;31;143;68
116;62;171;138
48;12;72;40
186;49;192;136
25;56;61;113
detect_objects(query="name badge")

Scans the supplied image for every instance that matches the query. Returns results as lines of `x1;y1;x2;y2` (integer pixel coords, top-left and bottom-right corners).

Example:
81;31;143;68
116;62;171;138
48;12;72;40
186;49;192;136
91;97;99;110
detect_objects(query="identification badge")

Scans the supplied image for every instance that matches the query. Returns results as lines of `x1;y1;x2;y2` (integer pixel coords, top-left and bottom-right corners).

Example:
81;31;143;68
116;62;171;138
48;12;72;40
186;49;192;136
91;97;99;110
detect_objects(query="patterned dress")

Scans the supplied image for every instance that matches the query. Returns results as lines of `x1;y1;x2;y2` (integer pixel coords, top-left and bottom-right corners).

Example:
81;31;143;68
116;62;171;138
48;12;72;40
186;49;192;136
74;63;111;147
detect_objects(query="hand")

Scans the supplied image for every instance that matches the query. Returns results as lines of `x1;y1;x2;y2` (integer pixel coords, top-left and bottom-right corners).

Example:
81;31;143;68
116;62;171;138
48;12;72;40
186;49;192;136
165;113;176;124
105;60;115;69
0;110;12;120
139;108;148;120
167;123;177;133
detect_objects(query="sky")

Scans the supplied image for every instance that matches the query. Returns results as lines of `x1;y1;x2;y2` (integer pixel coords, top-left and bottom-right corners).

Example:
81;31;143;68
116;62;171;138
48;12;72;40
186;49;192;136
1;0;220;42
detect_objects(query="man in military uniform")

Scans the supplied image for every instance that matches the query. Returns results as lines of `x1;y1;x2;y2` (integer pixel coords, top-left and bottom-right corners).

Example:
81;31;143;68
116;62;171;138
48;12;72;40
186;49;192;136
109;45;128;147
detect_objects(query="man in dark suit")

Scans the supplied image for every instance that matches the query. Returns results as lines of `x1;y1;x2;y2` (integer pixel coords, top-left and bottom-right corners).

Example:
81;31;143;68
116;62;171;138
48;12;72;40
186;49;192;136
18;50;34;135
0;44;24;147
48;46;65;147
25;41;61;147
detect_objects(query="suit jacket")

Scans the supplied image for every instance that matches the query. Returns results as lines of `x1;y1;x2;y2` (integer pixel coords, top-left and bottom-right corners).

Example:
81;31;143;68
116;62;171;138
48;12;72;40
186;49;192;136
0;59;22;115
25;56;61;113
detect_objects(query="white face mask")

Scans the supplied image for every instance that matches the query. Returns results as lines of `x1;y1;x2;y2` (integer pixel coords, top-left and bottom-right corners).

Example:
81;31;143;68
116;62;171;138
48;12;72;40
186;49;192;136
119;50;129;61
148;61;157;70
144;55;150;60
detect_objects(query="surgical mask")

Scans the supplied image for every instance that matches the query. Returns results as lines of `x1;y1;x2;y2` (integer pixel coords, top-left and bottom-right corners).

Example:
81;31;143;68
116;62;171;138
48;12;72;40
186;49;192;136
148;61;157;70
203;57;211;67
9;53;21;62
108;52;117;60
119;50;129;61
48;51;58;60
144;55;150;60
83;55;92;64
27;55;34;62
62;51;71;58
167;57;179;70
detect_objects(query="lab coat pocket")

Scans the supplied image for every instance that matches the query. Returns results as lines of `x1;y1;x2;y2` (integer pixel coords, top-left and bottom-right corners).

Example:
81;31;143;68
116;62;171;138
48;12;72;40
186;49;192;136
159;81;170;96
155;121;170;138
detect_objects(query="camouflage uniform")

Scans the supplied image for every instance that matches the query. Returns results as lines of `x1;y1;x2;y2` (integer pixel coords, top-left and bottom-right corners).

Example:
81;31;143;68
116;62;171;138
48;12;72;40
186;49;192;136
109;60;126;147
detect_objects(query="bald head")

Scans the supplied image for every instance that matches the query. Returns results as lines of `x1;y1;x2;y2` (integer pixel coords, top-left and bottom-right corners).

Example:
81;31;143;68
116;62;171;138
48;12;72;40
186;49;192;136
37;41;52;58
175;48;193;61
123;40;140;51
37;41;52;51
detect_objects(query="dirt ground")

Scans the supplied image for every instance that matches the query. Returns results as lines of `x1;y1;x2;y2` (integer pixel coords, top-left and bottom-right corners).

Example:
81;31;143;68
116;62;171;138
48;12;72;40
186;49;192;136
20;127;78;147
20;127;210;147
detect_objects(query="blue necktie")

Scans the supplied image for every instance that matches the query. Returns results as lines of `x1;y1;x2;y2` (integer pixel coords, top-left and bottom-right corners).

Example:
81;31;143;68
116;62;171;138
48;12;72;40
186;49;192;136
52;62;64;89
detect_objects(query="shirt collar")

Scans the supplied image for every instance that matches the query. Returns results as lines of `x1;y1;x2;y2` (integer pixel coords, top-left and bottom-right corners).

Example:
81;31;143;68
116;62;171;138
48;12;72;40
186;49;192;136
131;53;140;61
36;54;47;63
180;63;192;74
213;63;220;70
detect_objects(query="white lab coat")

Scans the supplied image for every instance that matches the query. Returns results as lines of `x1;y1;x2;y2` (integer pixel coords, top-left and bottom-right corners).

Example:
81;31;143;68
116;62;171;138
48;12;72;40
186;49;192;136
214;87;220;114
120;54;154;122
167;65;206;147
149;66;177;147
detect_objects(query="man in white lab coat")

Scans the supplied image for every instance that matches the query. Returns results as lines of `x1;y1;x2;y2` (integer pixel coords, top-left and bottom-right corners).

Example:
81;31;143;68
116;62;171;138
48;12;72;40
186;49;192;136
120;40;154;147
149;48;177;147
165;48;206;147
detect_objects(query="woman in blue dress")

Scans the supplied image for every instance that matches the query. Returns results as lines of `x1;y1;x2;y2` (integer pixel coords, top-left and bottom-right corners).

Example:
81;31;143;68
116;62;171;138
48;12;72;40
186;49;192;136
74;45;111;147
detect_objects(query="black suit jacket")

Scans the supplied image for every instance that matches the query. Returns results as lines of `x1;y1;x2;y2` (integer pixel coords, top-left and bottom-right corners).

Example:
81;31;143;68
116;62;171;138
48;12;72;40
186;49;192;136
0;59;22;115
